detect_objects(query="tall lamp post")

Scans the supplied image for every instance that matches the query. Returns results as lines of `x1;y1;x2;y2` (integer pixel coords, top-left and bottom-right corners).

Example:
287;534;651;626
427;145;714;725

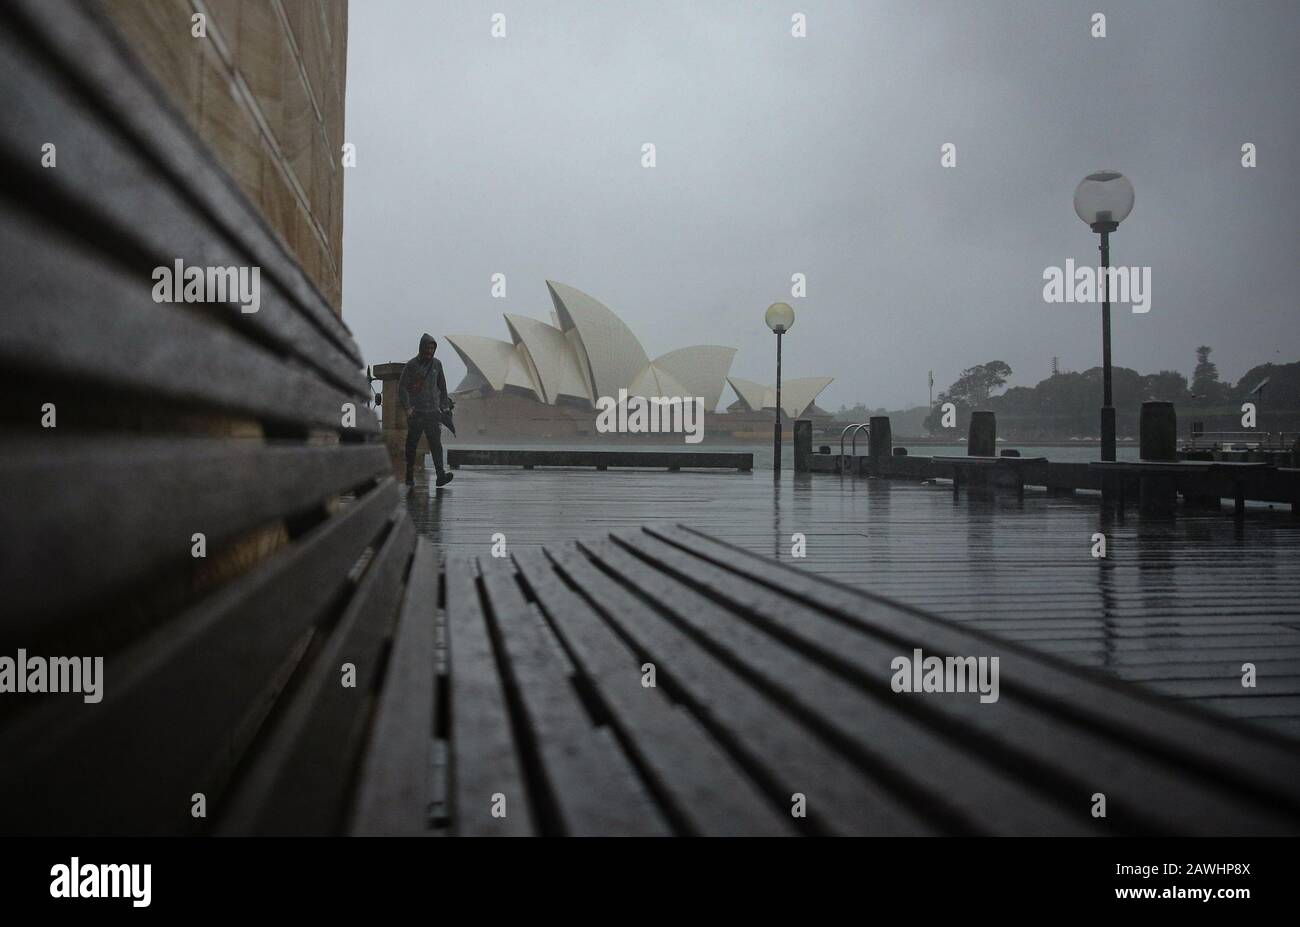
765;301;795;477
1073;170;1135;462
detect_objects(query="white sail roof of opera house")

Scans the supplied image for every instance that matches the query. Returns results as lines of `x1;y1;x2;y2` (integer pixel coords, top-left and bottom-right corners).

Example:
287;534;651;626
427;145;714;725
503;313;592;404
650;345;738;415
447;281;760;413
726;377;769;413
545;281;649;401
443;334;540;402
726;375;835;419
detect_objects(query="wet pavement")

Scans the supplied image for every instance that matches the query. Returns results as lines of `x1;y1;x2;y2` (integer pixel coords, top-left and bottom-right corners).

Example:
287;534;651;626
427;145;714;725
402;465;1300;741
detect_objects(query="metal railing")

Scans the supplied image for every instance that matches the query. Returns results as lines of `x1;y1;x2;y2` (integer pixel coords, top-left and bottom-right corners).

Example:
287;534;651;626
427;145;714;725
1183;430;1300;450
839;423;869;472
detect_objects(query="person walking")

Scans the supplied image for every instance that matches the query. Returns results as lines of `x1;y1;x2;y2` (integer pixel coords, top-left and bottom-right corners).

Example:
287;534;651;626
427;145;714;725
398;332;455;488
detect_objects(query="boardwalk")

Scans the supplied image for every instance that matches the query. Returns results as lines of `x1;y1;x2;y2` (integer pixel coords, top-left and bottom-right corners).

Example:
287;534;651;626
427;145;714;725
402;465;1300;741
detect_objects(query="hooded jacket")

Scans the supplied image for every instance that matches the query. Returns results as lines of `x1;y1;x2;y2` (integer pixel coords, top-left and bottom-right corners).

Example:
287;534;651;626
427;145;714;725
398;333;450;418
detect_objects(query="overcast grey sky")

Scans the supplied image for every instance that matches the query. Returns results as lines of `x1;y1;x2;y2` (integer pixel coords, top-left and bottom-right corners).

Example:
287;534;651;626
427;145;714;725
341;0;1299;411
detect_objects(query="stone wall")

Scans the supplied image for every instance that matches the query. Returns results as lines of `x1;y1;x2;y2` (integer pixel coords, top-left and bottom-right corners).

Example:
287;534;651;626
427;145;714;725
102;0;348;314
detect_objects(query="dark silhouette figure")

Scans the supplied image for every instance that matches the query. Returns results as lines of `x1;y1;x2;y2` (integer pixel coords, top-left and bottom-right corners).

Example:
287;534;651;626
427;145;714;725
398;333;454;487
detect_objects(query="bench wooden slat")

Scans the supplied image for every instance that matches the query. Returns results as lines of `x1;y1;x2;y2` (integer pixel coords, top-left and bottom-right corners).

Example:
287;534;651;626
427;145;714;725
579;537;1083;836
0;437;389;634
477;557;670;836
515;548;795;836
0;479;401;835
350;538;440;836
444;555;535;836
574;536;943;836
217;505;415;835
0;208;376;430
657;523;1300;819
618;528;1296;835
0;1;364;391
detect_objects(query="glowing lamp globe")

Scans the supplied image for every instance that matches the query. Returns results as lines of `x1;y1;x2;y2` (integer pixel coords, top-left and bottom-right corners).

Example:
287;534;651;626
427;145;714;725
765;302;795;334
1073;170;1134;231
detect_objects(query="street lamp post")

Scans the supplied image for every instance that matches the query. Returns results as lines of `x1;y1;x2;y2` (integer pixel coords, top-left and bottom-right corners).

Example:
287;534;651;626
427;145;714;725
1073;170;1135;463
765;302;795;477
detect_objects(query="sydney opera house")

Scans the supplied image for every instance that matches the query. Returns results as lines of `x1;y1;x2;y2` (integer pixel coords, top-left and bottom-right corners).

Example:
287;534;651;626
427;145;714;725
440;281;834;440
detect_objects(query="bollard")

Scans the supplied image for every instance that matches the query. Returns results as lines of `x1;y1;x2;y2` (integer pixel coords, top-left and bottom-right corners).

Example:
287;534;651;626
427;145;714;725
967;411;996;457
893;447;908;456
868;417;892;460
793;420;812;473
1139;401;1177;461
372;362;407;432
1139;401;1178;514
867;416;892;474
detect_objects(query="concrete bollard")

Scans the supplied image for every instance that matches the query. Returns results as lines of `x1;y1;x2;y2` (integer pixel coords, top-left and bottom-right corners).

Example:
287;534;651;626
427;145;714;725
793;420;812;473
967;411;996;457
1139;401;1177;461
372;362;407;432
868;416;892;473
1139;400;1178;514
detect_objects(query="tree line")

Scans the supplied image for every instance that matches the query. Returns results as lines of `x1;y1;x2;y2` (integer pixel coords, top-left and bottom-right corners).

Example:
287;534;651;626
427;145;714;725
916;348;1298;435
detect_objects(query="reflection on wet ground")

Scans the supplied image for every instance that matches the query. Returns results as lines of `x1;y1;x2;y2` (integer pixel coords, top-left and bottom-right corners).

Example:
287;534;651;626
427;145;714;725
404;467;1300;740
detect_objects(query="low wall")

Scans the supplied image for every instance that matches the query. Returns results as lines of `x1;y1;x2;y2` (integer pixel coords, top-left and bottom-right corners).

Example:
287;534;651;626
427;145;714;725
449;448;753;471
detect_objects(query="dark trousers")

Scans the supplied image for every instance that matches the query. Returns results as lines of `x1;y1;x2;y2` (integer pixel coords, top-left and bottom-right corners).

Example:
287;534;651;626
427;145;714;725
404;411;445;474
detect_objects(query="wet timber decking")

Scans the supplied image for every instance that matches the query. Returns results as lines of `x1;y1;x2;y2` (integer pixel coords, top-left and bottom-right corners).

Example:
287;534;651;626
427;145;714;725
401;467;1300;742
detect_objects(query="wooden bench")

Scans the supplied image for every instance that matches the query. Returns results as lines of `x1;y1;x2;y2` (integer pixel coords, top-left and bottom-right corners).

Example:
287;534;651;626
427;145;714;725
372;524;1300;835
448;448;754;471
932;456;1049;500
1090;460;1275;516
0;0;419;836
